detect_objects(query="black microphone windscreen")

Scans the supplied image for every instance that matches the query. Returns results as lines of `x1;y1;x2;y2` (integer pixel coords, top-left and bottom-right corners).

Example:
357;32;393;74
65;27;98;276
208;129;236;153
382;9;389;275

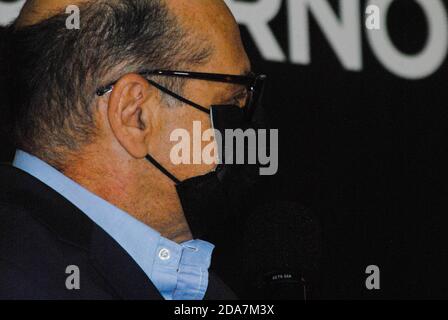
242;201;322;299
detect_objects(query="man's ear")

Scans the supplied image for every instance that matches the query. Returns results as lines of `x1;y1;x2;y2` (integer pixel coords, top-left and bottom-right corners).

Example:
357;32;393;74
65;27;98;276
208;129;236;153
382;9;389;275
107;73;155;158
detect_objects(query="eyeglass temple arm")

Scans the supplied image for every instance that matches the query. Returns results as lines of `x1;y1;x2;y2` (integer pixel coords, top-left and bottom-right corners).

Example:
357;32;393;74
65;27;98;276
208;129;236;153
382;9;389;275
96;77;210;114
144;70;259;86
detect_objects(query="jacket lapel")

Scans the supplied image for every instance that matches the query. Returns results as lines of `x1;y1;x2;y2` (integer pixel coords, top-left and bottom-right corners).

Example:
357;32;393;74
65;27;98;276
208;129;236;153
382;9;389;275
89;225;163;300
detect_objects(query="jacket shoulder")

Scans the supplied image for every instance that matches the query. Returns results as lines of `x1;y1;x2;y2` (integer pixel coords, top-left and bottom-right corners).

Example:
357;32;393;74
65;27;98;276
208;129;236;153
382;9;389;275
0;165;115;299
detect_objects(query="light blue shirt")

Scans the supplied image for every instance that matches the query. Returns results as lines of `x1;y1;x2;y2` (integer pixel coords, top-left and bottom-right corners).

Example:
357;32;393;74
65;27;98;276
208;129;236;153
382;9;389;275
13;150;214;300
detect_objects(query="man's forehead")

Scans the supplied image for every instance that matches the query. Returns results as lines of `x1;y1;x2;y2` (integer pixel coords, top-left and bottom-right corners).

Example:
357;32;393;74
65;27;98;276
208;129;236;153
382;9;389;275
169;0;237;37
16;0;89;27
168;0;250;75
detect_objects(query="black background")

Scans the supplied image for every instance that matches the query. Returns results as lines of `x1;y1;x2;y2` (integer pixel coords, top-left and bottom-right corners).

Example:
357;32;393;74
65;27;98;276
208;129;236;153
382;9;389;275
233;0;448;299
1;0;448;299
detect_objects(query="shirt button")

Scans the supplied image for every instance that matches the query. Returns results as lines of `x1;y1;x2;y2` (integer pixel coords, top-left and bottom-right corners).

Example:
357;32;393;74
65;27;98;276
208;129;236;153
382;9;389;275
158;248;170;261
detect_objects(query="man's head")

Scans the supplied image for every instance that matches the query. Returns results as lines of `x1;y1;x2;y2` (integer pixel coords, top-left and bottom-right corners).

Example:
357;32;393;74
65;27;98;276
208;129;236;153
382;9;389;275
5;0;251;241
9;0;250;171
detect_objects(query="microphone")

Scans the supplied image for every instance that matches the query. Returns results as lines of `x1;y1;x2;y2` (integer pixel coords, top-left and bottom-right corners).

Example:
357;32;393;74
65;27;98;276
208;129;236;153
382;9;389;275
241;201;322;300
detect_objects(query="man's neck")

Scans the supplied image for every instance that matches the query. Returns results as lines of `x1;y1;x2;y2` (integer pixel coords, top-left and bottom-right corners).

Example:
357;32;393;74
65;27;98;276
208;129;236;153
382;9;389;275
62;158;193;243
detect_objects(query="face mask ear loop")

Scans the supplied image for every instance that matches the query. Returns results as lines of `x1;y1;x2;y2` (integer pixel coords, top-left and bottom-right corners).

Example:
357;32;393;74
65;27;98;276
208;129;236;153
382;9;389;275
145;154;181;185
145;79;210;115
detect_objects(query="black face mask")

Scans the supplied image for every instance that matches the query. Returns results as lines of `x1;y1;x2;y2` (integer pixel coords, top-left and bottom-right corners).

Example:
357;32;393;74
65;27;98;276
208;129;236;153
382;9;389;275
145;103;265;238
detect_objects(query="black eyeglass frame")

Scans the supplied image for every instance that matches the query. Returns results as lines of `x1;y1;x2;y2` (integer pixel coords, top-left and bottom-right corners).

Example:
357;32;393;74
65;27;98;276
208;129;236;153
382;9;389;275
96;69;267;119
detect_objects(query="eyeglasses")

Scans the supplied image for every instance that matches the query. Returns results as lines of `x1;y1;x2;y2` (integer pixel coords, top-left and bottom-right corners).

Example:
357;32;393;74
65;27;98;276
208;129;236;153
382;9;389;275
96;69;267;119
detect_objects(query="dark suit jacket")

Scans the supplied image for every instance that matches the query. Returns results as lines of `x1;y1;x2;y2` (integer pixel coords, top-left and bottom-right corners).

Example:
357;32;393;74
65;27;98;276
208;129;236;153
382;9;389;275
0;164;236;300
